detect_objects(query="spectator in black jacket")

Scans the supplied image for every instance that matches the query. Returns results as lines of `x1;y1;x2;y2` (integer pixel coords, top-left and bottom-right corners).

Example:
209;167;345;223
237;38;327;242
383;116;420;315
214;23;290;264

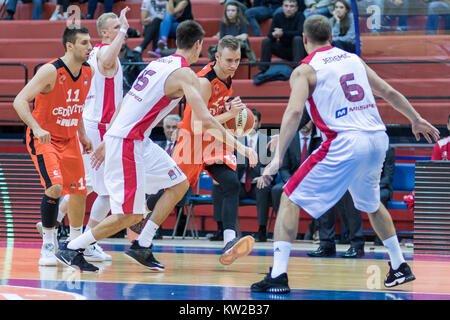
258;0;306;72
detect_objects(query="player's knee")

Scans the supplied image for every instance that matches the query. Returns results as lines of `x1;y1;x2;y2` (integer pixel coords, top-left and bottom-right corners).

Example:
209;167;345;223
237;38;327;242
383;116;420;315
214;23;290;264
221;176;240;195
46;184;63;199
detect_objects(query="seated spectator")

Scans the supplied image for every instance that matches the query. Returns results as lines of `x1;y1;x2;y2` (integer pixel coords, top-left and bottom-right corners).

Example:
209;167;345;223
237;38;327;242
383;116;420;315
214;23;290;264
304;0;333;18
431;114;450;160
151;0;193;57
86;0;113;19
1;0;44;20
208;2;256;62
383;0;409;32
237;109;273;242
132;0;166;56
330;0;356;53
426;0;450;35
245;0;283;37
258;0;306;73
49;0;69;20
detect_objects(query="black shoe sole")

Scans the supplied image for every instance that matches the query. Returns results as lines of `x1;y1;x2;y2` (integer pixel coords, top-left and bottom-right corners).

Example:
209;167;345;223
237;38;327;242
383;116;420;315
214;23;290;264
384;274;416;288
125;251;165;272
251;286;290;294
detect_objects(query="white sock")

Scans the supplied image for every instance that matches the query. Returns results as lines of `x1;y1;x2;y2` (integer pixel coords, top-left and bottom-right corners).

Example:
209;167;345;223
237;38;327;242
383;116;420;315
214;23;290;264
137;220;159;248
68;229;96;250
223;229;236;247
69;226;82;241
57;210;65;223
271;241;292;278
383;235;406;270
42;228;55;244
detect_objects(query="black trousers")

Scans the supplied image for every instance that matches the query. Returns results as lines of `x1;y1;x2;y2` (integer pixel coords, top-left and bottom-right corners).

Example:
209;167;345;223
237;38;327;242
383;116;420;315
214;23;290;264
139;18;162;51
207;164;240;231
318;191;365;250
259;36;306;72
239;183;272;228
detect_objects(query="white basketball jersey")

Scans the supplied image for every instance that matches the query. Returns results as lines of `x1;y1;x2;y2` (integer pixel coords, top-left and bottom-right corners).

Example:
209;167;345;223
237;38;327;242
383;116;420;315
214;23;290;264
303;46;386;140
106;54;188;140
83;44;123;124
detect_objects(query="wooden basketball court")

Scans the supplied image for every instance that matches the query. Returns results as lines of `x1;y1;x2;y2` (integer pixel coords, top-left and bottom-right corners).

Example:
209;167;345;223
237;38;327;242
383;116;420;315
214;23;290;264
1;238;449;300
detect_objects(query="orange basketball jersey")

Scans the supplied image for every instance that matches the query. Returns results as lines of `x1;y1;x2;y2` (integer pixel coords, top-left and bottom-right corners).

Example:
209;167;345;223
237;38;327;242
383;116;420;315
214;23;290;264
33;58;92;140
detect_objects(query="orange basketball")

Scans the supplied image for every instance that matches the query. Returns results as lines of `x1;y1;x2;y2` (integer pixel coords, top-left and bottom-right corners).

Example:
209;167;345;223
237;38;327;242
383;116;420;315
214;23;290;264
224;108;255;137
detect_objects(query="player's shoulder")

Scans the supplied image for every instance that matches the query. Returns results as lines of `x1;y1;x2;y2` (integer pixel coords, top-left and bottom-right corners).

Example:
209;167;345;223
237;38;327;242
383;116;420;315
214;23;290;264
438;136;450;147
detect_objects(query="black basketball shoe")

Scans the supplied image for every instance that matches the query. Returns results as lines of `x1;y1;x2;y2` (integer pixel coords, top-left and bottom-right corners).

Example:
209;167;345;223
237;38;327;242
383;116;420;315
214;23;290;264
251;269;291;294
384;262;416;288
125;240;165;271
55;243;99;273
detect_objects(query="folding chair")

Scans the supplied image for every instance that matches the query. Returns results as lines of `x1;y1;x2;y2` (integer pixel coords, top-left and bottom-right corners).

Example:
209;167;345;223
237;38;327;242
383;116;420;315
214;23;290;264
181;171;214;239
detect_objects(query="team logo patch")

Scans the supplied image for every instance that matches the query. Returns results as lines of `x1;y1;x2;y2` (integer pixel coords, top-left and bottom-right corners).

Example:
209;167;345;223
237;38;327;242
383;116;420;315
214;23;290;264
59;73;66;84
335;107;348;118
168;169;177;180
84;76;89;86
70;183;77;189
214;84;220;95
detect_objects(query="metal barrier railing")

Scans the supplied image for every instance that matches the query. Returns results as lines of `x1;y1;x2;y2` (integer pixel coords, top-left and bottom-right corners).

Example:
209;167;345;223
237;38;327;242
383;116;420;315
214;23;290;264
0;63;28;102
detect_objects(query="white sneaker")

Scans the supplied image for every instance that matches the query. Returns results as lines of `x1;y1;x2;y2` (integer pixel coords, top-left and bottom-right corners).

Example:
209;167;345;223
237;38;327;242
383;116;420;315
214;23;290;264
94;243;112;261
39;243;57;266
84;244;106;262
36;222;59;253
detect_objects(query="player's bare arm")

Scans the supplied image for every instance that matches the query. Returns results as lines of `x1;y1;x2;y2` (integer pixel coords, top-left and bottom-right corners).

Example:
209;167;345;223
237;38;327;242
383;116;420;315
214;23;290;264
13;64;57;144
169;67;258;166
363;61;440;143
97;7;130;74
215;97;246;124
78;119;93;154
261;64;314;185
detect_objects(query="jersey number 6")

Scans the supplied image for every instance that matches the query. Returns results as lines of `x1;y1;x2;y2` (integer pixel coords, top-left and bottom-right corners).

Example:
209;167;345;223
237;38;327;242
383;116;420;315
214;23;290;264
134;69;156;91
339;73;365;102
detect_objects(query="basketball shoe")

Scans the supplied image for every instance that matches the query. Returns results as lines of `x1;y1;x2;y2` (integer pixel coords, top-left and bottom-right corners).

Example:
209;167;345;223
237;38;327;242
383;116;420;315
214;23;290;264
36;222;59;253
125;241;164;271
84;243;107;262
219;235;255;265
384;262;416;287
39;242;58;266
55;242;99;273
250;269;291;294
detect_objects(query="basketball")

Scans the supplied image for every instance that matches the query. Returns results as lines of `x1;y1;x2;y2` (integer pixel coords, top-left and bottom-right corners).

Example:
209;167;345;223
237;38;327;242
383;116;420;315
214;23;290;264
224;108;255;137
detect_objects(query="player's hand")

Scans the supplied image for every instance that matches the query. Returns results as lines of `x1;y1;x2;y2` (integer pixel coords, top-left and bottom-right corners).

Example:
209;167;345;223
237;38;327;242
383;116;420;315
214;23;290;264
33;127;51;144
267;134;279;152
79;135;93;154
119;6;130;30
411;117;440;143
226;97;246;117
260;158;281;187
91;141;105;170
245;147;258;168
254;176;266;189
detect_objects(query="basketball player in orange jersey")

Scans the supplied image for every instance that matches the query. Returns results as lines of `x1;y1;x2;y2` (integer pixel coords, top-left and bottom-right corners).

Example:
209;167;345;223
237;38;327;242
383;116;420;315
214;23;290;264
13;25;94;267
172;36;255;265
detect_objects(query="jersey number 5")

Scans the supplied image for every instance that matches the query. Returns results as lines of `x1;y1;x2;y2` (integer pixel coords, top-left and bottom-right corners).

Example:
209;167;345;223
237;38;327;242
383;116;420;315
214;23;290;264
134;69;156;91
339;73;365;102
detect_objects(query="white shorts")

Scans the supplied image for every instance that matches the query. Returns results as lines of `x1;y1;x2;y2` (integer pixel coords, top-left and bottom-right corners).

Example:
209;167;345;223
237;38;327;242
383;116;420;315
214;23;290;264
104;135;187;214
284;131;388;218
82;119;108;195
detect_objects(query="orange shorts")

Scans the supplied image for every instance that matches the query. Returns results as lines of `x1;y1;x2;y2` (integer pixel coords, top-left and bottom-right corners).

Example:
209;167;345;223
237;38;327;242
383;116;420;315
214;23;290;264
26;128;87;195
172;131;237;189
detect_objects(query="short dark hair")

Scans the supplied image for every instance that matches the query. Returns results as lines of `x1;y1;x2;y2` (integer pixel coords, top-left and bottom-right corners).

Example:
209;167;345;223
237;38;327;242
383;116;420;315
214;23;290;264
62;25;89;51
303;15;332;44
176;20;205;50
251;108;261;122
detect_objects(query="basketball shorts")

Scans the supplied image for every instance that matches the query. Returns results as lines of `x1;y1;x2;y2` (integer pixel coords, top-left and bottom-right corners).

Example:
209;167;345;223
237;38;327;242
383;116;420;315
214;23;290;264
284;130;388;218
104;135;187;214
26;127;87;196
82;119;108;195
172;130;237;188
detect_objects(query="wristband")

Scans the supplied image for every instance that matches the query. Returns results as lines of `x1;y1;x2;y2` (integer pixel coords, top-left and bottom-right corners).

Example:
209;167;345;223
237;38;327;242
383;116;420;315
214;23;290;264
120;28;127;34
